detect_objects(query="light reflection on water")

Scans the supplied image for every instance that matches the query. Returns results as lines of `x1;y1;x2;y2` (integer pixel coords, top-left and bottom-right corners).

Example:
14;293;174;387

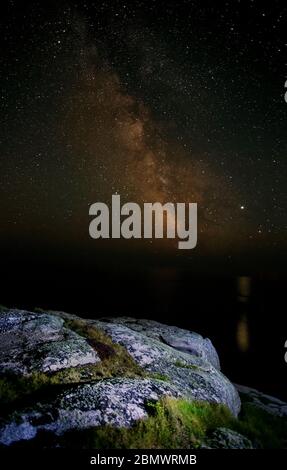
236;276;251;352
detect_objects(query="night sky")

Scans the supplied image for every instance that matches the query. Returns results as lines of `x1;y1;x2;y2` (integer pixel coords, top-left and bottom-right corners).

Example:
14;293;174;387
1;0;287;268
1;0;287;400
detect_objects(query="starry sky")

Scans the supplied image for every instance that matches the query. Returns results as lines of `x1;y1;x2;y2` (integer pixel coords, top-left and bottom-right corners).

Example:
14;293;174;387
1;0;286;267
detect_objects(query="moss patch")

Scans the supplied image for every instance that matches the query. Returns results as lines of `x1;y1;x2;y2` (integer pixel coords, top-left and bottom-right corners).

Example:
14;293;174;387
1;309;287;449
234;402;287;449
149;373;170;382
5;396;287;450
64;319;144;379
174;360;201;371
0;372;51;408
56;399;287;449
57;398;233;449
0;317;144;411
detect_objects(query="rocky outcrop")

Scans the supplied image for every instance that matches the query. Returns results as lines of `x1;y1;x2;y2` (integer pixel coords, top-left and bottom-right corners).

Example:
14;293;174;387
0;378;182;446
236;384;287;418
99;317;220;369
0;309;100;375
1;307;285;449
204;427;253;449
93;317;239;415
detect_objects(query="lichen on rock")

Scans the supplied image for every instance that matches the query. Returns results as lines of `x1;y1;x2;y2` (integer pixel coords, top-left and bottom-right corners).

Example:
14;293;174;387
92;317;240;416
203;427;253;449
0;307;286;449
0;378;182;446
0;309;100;376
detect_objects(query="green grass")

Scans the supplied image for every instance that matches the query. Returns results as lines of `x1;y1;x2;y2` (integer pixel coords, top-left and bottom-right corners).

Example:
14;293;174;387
1;308;287;449
234;402;287;449
0;372;51;408
5;395;287;449
58;398;234;449
56;397;287;449
64;319;144;379
0;318;144;411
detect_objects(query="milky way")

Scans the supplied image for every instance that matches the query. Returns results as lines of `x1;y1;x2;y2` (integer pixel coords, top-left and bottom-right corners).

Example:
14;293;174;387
0;1;286;259
63;20;245;253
